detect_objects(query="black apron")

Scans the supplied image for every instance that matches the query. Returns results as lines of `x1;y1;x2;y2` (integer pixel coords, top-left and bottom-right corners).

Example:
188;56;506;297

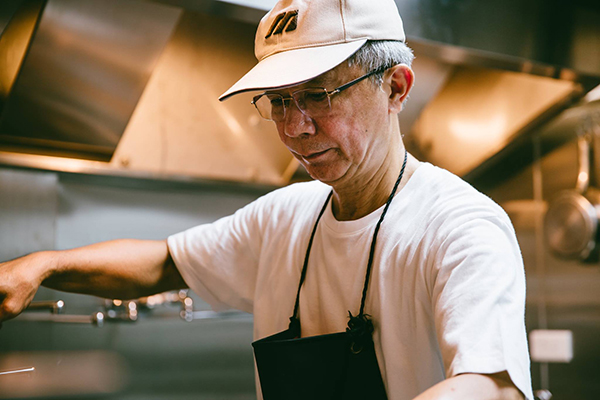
253;150;408;400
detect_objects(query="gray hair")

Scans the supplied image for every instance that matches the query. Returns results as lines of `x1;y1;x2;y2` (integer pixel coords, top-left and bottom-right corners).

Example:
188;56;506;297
346;40;415;86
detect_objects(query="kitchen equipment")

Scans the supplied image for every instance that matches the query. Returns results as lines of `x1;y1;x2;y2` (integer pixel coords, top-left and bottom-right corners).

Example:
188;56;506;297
534;389;553;400
20;300;105;326
544;115;600;262
0;367;35;376
15;293;249;327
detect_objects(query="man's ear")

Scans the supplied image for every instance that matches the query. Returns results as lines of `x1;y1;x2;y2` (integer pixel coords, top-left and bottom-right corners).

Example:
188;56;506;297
386;64;414;114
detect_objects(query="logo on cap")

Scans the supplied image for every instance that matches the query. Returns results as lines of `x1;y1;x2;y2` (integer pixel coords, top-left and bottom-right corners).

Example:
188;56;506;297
265;10;299;39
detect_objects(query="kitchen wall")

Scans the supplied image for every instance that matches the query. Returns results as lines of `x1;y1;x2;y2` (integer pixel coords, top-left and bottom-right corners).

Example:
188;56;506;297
489;136;600;400
0;167;265;400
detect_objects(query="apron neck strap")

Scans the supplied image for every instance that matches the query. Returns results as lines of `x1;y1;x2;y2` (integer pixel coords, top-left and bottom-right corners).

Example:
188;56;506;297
289;149;409;334
358;149;408;315
290;190;332;332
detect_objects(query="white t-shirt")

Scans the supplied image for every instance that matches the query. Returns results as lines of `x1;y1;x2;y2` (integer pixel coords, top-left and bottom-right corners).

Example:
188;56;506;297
168;162;533;400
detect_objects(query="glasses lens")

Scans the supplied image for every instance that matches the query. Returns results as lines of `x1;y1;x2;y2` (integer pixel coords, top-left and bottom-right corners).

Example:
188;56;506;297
253;94;286;121
293;89;331;118
253;89;332;121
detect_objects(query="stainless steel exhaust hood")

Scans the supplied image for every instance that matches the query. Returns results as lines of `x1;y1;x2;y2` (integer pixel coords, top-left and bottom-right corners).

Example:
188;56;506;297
0;0;181;161
0;0;46;113
0;0;598;188
0;1;298;186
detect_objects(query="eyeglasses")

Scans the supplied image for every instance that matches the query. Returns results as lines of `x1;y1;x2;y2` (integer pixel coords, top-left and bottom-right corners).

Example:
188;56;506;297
251;66;388;122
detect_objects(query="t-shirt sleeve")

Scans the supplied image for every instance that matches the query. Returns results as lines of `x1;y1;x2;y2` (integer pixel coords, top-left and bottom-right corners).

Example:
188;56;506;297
167;198;266;314
431;216;533;400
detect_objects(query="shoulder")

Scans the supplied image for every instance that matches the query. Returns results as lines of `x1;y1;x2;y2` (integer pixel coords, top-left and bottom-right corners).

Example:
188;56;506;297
387;163;517;261
256;180;330;210
415;164;521;264
246;180;331;224
408;163;512;228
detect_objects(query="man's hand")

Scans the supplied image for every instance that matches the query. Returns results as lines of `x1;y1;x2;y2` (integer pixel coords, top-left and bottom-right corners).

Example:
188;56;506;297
0;252;52;326
0;239;187;328
413;371;524;400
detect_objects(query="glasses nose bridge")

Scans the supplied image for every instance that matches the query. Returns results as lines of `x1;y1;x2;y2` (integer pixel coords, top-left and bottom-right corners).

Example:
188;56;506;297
283;92;307;119
284;97;307;122
281;95;315;137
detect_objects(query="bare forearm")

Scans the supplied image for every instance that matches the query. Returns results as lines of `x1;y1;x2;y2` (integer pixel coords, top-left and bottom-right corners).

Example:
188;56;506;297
0;239;187;324
413;372;524;400
41;239;187;299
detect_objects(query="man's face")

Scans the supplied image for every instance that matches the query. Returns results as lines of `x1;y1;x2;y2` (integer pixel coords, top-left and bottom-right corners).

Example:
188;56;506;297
271;64;393;187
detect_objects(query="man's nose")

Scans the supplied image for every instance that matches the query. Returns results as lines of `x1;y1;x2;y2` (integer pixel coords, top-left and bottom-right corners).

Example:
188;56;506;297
282;101;316;137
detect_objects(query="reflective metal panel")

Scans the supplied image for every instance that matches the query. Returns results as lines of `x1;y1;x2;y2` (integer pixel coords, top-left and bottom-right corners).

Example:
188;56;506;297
0;0;181;161
0;0;27;35
0;0;46;113
396;0;600;77
0;168;56;261
412;67;579;176
110;11;296;185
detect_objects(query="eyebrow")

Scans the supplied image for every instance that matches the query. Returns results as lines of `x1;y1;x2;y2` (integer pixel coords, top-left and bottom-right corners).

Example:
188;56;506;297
309;72;337;87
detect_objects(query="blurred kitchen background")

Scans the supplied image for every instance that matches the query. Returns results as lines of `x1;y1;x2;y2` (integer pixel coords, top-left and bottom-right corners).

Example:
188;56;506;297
0;0;599;399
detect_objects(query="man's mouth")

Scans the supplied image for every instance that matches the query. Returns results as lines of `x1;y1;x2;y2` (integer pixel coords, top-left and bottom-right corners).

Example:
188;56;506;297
300;149;331;162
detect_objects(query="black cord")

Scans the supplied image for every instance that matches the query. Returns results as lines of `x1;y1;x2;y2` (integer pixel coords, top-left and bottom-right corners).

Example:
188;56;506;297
358;148;408;316
291;191;333;324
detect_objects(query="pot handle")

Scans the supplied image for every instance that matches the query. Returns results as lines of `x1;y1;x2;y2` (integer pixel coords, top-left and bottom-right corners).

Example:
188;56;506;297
576;125;591;194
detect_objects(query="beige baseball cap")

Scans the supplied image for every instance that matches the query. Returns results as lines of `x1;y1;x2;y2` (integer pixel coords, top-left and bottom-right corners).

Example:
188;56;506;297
219;0;405;101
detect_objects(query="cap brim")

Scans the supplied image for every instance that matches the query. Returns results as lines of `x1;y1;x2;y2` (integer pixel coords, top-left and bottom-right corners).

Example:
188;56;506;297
219;39;367;101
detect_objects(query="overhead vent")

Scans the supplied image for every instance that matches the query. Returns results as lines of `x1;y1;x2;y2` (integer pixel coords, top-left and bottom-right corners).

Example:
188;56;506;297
0;0;181;161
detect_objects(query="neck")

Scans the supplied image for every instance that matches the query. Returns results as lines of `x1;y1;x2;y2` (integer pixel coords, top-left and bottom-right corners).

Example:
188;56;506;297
331;146;414;221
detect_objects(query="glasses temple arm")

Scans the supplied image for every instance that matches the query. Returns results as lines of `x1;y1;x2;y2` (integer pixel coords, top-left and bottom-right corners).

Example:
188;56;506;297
330;66;388;94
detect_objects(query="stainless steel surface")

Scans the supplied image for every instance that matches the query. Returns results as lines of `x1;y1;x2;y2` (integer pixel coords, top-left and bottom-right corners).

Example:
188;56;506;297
544;191;598;260
0;0;27;34
0;150;280;195
575;135;591;193
109;10;296;185
25;300;64;314
0;0;46;114
0;0;596;186
396;0;600;77
0;0;181;161
0;367;35;376
13;292;249;328
190;310;252;321
534;389;553;400
153;0;600;185
401;1;600;182
0;168;57;261
410;65;580;176
149;0;272;24
16;311;105;326
152;0;600;78
408;39;599;91
0;1;296;185
532;137;550;391
138;290;194;321
114;290;250;322
104;299;138;322
543;113;600;261
464;99;600;194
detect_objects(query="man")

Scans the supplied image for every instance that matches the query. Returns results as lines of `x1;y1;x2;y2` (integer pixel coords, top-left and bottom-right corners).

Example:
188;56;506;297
0;0;532;399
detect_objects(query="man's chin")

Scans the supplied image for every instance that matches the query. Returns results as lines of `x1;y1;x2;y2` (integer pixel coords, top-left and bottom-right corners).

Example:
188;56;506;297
303;166;347;185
